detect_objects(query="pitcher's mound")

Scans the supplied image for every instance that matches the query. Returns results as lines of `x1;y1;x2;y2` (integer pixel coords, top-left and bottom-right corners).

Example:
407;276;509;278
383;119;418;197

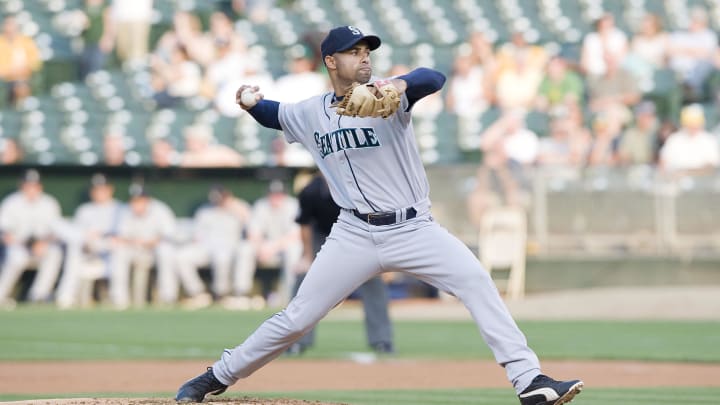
4;398;346;405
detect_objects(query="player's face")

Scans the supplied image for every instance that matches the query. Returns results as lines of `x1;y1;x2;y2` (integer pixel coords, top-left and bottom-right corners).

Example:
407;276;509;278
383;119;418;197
91;185;114;203
330;42;373;85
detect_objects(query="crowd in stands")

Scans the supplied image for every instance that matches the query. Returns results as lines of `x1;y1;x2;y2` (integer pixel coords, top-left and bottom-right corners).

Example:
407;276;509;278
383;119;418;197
0;169;303;310
2;2;720;170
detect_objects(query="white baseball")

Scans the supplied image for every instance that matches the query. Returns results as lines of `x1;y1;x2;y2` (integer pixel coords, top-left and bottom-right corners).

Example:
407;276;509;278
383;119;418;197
240;89;257;108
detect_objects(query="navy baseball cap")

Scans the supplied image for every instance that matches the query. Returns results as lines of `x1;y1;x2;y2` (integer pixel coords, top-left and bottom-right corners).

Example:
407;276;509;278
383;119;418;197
320;26;381;59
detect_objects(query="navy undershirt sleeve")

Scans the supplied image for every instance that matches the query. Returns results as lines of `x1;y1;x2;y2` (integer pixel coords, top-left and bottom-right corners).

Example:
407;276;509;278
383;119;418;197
397;67;446;109
247;99;282;130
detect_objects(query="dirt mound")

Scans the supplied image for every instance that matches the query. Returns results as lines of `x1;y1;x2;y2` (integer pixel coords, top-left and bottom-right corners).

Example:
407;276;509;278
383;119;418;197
5;399;345;405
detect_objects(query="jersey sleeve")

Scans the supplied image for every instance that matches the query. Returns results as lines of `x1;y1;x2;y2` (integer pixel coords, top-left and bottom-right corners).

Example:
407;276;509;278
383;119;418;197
278;101;306;144
278;95;326;144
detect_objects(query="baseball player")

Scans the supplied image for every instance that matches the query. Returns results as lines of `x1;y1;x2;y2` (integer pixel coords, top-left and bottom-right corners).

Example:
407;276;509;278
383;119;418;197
176;26;583;405
241;180;301;306
174;185;253;308
55;173;126;309
287;170;394;355
112;184;177;309
0;170;64;307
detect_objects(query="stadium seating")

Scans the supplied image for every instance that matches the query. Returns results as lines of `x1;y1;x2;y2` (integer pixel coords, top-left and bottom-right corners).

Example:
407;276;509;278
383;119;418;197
2;0;720;166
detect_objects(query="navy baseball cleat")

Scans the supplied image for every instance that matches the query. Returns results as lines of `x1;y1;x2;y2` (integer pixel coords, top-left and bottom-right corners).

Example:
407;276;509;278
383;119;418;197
518;374;584;405
175;367;228;403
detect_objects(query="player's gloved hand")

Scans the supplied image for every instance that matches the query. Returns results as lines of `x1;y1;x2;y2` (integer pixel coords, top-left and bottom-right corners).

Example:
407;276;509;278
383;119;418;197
333;80;401;118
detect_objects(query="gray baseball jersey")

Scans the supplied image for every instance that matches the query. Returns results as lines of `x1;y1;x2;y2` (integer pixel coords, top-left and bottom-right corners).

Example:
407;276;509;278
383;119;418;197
0;191;63;303
55;199;126;307
113;198;177;307
280;93;427;212
211;89;541;394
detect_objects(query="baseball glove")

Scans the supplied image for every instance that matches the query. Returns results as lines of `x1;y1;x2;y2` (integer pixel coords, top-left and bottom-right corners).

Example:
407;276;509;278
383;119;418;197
334;80;401;118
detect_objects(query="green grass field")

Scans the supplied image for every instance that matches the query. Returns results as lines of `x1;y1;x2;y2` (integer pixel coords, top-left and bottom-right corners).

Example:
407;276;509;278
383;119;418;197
1;306;719;362
1;306;719;404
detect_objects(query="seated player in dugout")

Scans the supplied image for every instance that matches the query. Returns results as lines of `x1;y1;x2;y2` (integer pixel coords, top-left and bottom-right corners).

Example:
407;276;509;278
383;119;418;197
176;26;583;405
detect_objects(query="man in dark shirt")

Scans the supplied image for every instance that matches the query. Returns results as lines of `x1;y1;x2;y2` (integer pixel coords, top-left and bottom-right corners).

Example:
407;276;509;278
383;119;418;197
288;171;394;355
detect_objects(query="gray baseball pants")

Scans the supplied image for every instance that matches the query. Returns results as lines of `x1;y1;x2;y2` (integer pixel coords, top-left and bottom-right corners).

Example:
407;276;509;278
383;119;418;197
213;206;541;394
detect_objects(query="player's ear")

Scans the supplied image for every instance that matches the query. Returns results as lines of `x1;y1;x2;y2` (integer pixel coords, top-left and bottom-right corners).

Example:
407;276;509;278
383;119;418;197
324;55;336;70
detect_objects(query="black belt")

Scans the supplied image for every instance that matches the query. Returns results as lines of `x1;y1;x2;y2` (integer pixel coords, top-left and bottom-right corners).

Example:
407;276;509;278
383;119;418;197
352;207;417;226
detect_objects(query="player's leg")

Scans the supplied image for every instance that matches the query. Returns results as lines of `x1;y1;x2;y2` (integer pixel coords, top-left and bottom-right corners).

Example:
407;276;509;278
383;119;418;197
210;212;381;386
381;217;540;393
175;243;210;298
287;272;315;352
210;246;233;298
277;241;302;306
358;275;393;351
155;242;179;304
27;242;64;302
0;245;30;303
108;246;132;309
231;240;256;297
55;240;84;308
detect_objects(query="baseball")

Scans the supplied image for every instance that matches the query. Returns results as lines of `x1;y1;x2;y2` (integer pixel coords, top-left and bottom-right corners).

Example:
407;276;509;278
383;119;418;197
240;89;257;108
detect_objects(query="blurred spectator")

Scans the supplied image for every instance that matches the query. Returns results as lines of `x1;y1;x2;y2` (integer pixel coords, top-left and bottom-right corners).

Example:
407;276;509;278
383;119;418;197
273;44;328;102
245;180;301;306
659;104;720;173
151;138;180;167
446;53;490;117
197;16;247;100
467;31;497;74
103;131;126;166
113;183;177;308
0;15;42;107
494;50;543;110
587;113;621;167
536;55;584;111
0;138;23;164
206;11;246;53
617;101;660;165
0;170;63;307
180;124;244;167
152;11;214;71
175;185;253;309
627;13;669;75
109;0;153;66
55;173;126;309
150;45;202;109
216;0;249;21
537;113;591;168
495;31;548;79
667;7;718;101
586;52;641;128
77;0;115;80
467;111;538;228
203;39;272;117
580;13;629;76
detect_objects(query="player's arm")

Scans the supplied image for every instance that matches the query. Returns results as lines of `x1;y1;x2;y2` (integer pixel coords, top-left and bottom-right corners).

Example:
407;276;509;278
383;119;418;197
392;67;446;109
235;85;282;130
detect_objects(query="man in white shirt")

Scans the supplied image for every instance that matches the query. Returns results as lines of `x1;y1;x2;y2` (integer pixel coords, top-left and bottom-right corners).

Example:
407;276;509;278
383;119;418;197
660;104;720;173
112;184;177;309
55;173;126;309
0;170;63;307
668;7;718;99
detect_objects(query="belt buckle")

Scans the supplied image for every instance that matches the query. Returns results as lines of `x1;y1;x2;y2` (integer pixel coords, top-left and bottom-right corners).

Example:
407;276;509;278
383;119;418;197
366;213;378;224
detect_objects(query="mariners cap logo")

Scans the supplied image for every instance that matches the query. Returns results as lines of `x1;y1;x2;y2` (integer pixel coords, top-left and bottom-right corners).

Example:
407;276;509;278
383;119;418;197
321;25;382;60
